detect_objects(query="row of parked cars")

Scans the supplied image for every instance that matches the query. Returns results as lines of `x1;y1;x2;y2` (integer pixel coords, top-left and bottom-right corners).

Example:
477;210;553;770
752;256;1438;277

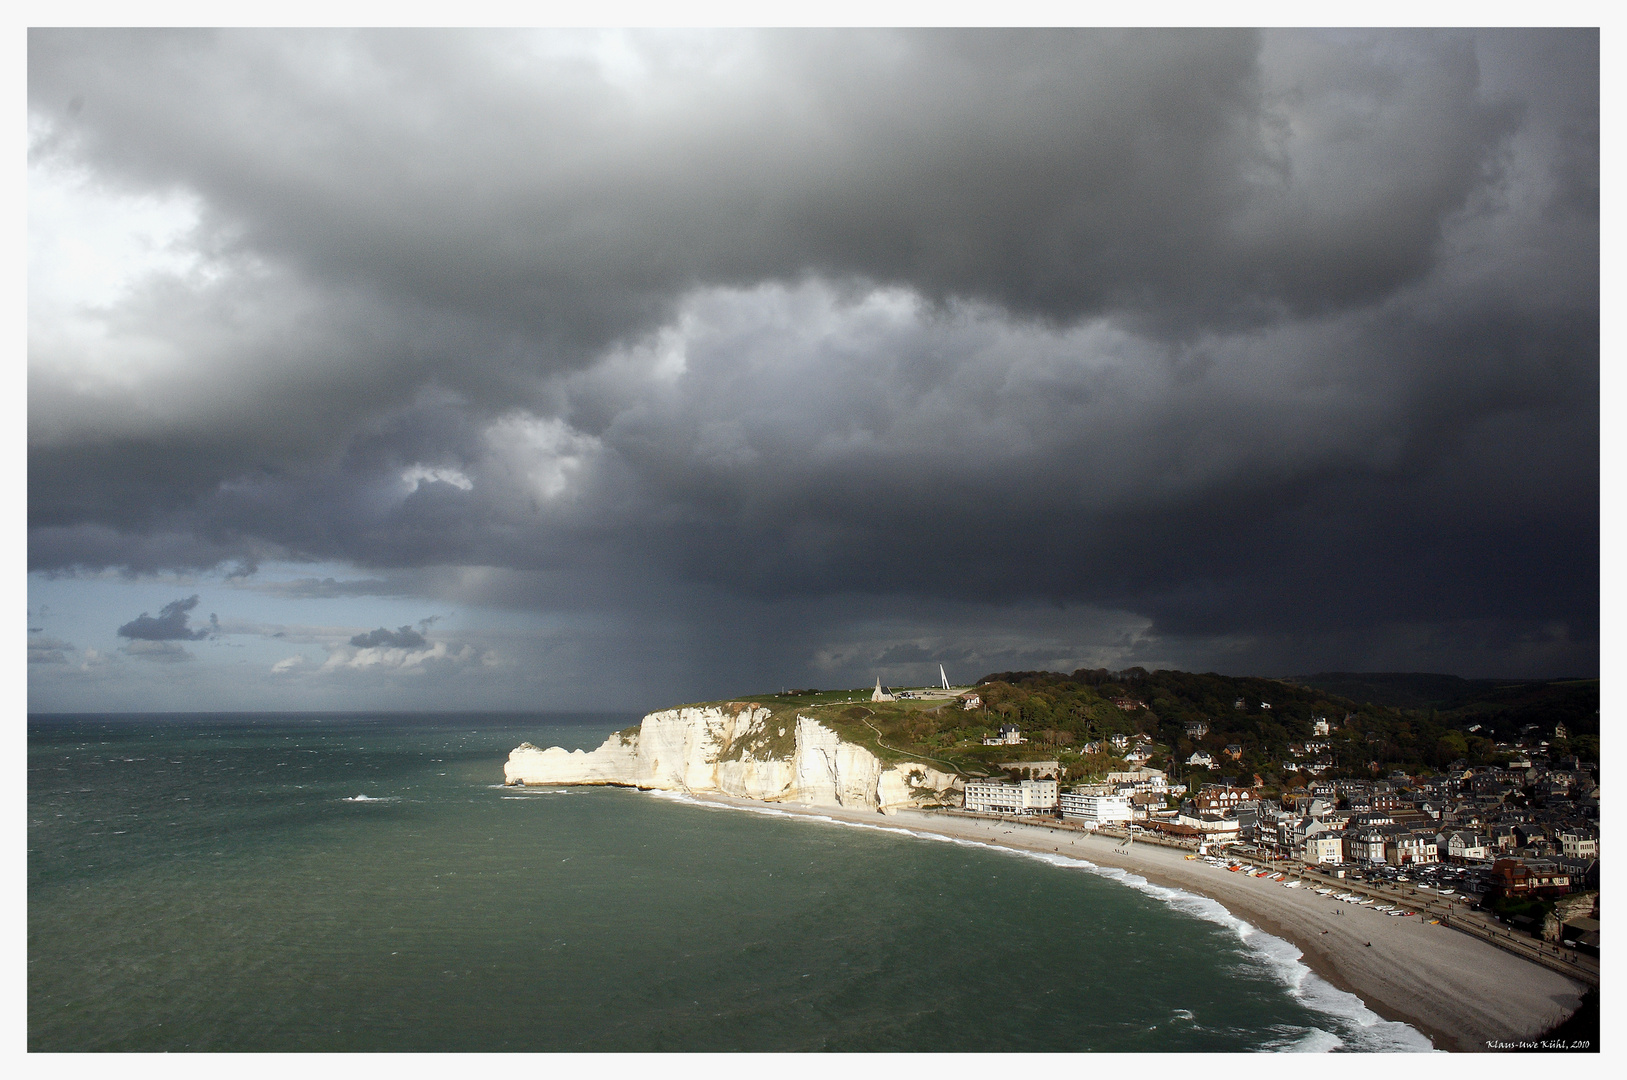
1329;862;1486;903
1228;845;1488;899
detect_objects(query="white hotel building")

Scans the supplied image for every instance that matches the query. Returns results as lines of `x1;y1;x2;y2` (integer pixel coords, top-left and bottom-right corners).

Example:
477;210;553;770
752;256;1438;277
963;778;1058;815
1059;792;1133;828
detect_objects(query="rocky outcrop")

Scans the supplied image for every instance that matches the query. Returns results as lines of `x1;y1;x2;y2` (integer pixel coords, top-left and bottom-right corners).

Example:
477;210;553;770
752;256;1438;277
504;704;961;813
1541;891;1598;943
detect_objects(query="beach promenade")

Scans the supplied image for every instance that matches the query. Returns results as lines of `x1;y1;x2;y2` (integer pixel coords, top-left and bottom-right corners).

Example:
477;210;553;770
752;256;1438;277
692;794;1588;1053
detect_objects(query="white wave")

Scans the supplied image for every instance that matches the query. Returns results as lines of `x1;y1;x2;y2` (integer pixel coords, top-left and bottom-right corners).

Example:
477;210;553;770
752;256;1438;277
340;794;395;802
1281;1027;1346;1052
1036;853;1436;1053
644;792;1439;1053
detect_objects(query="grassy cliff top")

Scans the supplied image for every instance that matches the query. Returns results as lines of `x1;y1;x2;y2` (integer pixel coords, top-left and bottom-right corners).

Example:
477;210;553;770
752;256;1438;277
642;688;1029;777
630;665;1598;788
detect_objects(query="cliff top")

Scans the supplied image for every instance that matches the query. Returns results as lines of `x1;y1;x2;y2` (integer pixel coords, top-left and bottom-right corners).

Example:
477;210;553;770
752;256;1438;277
651;688;999;778
648;666;1598;790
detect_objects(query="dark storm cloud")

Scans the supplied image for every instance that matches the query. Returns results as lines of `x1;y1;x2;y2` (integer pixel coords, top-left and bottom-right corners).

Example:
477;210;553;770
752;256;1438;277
117;595;211;641
349;626;428;650
27;29;1598;681
26;31;1307;345
27;29;1518;452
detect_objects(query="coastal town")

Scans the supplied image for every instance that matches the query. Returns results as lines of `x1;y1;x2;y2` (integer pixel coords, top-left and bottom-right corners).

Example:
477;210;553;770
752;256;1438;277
504;666;1600;1049
853;666;1600;970
950;685;1601;965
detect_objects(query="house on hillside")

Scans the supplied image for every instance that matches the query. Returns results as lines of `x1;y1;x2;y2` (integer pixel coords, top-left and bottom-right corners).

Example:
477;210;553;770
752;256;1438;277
1184;720;1210;738
1106;768;1167;791
1192;786;1253;814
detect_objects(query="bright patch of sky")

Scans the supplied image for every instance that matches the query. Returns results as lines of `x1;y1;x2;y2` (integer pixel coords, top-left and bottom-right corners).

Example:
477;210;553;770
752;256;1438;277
25;562;564;713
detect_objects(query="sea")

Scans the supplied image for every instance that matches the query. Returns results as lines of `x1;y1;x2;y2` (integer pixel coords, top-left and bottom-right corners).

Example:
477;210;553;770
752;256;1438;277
28;712;1434;1053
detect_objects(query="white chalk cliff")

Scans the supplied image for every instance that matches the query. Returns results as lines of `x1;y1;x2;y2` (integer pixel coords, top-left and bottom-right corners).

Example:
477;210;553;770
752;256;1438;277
504;704;961;813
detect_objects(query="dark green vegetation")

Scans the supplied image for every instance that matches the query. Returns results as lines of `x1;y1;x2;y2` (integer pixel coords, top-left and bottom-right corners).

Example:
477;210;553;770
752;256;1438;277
1482;893;1559;925
717;690;977;772
696;670;1597;793
1290;673;1601;741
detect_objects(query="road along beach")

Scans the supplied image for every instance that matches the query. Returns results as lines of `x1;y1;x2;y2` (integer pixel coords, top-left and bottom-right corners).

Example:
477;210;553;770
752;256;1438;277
687;793;1587;1053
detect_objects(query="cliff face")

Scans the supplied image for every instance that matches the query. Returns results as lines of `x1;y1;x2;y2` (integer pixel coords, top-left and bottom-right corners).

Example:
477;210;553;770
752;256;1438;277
503;704;961;813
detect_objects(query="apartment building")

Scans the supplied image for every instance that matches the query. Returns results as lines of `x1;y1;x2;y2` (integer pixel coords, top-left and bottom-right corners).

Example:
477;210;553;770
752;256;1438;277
1059;792;1132;827
964;778;1058;815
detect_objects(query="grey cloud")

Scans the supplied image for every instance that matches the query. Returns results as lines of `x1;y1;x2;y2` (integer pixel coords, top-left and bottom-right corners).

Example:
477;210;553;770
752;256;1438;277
117;595;210;640
27;30;1523;449
30;525;288;576
349;625;427;650
208;618;367;646
26;30;1598;684
28;635;73;664
121;639;193;662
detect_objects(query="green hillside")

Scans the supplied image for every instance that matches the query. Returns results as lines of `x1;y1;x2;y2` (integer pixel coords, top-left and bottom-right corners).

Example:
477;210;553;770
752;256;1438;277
672;667;1597;794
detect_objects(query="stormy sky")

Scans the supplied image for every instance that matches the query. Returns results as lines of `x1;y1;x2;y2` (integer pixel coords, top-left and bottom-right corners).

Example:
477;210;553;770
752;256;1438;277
27;29;1599;712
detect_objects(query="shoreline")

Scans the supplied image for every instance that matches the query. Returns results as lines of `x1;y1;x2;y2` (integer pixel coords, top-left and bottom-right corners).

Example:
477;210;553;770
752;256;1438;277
679;791;1586;1053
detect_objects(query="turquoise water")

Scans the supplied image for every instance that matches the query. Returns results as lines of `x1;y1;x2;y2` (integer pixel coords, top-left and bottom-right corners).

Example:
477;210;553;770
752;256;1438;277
29;713;1427;1052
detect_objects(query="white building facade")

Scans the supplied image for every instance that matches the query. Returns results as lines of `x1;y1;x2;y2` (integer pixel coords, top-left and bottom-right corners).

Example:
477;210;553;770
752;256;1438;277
964;778;1057;815
1305;834;1345;864
1059;792;1132;827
